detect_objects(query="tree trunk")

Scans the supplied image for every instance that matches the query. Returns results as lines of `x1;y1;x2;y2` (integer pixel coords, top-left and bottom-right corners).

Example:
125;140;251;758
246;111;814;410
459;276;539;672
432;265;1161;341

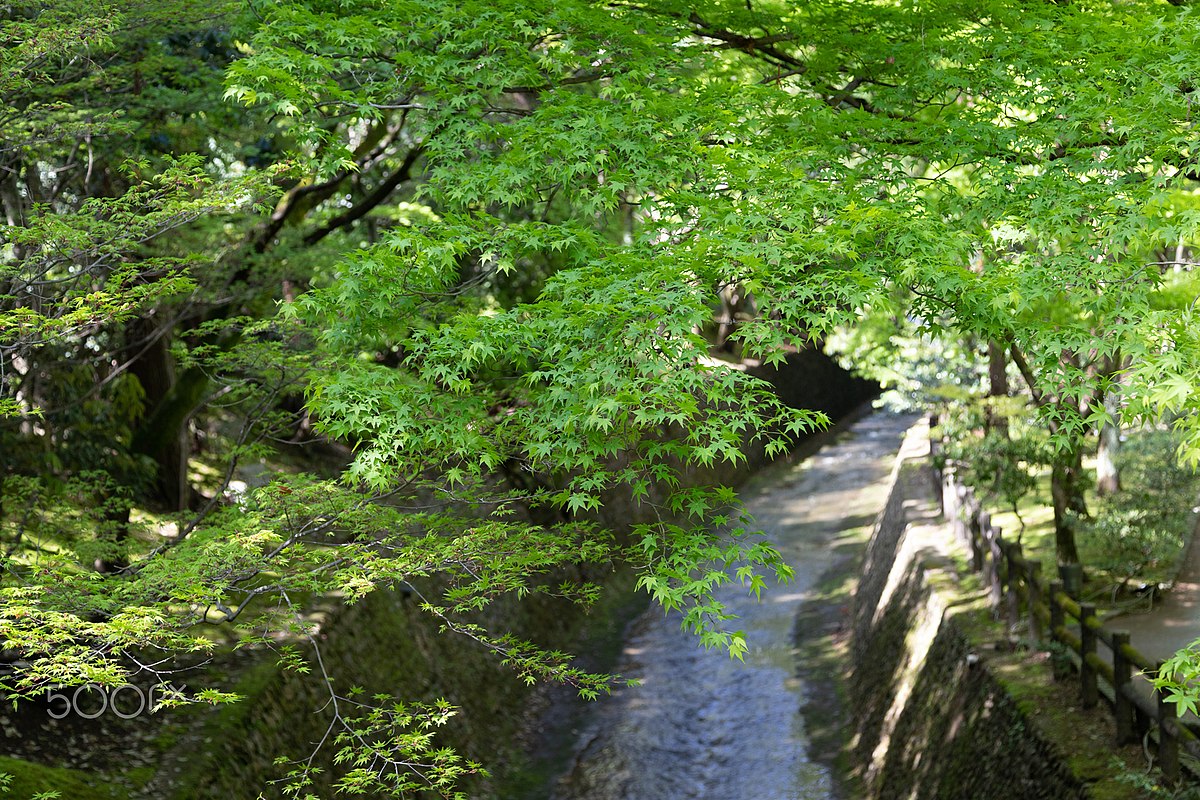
1096;387;1121;497
1050;443;1087;565
985;340;1009;436
85;319;195;570
127;319;203;512
130;365;208;511
95;503;132;573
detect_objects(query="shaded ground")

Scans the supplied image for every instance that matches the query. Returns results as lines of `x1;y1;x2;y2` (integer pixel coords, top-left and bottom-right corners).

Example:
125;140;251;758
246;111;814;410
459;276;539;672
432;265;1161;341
1112;517;1200;665
551;411;914;800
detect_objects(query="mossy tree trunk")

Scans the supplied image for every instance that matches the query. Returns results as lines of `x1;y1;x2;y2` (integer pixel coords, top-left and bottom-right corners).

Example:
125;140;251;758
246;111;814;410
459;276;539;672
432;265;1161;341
1050;443;1086;566
130;363;209;512
126;317;196;511
1095;357;1125;498
1009;342;1089;567
1096;398;1121;497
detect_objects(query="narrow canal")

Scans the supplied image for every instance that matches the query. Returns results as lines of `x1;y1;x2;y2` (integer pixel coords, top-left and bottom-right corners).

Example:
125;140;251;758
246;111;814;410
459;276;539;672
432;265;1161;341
551;412;914;800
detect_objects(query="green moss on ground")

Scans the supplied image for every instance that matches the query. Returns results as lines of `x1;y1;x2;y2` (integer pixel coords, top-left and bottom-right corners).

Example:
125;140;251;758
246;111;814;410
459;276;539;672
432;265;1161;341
0;756;128;800
974;626;1147;799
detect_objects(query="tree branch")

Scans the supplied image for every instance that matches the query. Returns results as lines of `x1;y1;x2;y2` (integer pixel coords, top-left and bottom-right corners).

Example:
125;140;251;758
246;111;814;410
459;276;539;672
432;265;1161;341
302;147;424;246
1007;340;1056;430
251;118;406;254
503;72;612;94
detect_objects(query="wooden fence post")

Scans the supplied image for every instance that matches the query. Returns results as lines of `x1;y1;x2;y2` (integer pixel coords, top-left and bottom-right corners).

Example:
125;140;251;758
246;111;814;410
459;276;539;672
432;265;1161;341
1046;582;1065;681
1006;543;1022;633
1049;580;1064;637
986;524;1003;609
1080;603;1098;708
1027;561;1044;644
967;497;983;571
983;520;992;583
1156;671;1181;786
1060;563;1083;600
956;484;965;529
929;416;944;517
1112;630;1134;745
943;471;952;521
953;484;965;542
952;484;965;545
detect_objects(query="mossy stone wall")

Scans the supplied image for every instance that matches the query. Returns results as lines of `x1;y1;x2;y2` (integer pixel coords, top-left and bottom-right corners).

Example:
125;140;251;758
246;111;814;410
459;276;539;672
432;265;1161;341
849;442;1088;800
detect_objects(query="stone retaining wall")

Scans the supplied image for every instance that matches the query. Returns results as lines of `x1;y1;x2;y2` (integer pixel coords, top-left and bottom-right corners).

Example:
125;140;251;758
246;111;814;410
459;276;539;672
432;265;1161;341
848;426;1088;800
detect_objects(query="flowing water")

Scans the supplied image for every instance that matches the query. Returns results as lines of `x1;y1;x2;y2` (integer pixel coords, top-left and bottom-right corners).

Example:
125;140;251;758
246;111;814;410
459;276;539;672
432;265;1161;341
551;411;915;800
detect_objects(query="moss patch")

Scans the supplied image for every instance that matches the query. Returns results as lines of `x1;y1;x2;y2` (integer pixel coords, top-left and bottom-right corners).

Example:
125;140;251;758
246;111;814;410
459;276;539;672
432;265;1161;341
0;756;128;800
957;612;1146;799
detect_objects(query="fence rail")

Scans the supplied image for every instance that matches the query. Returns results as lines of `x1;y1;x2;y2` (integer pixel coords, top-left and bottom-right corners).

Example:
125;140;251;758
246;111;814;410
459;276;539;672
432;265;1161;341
931;428;1199;785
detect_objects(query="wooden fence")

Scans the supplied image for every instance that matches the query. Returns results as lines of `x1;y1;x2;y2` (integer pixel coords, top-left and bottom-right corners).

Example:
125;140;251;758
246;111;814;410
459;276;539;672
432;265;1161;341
932;438;1200;784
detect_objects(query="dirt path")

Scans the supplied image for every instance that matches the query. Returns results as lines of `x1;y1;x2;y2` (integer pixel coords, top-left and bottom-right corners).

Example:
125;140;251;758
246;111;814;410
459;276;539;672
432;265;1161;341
550;411;915;800
1110;518;1200;666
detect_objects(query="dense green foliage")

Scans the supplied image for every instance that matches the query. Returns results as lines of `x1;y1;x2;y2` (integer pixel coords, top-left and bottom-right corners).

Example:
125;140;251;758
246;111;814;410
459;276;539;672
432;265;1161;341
7;0;1200;794
935;397;1051;533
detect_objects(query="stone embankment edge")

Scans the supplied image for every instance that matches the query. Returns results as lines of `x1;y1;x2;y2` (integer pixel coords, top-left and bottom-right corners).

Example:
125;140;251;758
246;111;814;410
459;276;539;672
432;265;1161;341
842;419;1142;800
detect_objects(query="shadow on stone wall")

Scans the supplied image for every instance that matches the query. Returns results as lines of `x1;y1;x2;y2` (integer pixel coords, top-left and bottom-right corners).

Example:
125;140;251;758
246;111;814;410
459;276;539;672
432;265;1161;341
849;451;1087;800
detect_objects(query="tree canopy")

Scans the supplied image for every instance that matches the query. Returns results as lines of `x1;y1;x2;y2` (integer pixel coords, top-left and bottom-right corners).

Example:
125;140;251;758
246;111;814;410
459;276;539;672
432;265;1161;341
6;0;1200;795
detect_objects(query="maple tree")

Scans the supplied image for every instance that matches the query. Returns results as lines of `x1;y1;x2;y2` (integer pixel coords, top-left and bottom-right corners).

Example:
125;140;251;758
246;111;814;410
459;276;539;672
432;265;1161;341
6;0;1200;794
